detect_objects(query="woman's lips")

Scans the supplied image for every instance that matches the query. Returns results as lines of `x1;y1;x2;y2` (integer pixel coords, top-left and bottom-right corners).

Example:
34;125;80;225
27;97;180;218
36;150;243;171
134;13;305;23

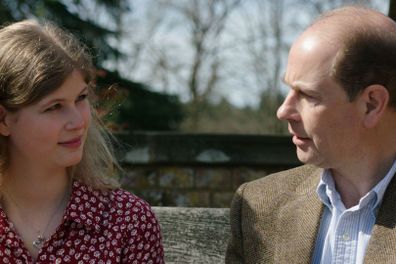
59;137;82;148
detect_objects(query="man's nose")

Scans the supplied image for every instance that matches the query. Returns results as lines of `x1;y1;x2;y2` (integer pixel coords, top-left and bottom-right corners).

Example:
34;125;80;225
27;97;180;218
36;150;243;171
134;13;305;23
276;91;300;121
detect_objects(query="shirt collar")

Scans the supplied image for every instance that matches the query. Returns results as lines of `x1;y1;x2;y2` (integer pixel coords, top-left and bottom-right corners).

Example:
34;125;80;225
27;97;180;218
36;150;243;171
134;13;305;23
317;160;396;211
372;160;396;208
317;170;338;210
63;180;112;233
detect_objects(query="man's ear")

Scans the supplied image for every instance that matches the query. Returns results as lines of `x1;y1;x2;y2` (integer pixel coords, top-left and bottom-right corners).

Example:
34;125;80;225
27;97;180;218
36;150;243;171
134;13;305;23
0;105;10;136
361;84;389;128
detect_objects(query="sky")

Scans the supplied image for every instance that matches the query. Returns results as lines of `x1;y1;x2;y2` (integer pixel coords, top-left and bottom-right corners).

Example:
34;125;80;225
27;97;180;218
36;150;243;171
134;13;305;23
111;0;388;108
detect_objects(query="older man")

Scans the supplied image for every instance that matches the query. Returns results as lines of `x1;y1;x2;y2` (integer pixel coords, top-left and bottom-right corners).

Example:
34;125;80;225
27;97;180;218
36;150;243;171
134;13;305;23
226;6;396;264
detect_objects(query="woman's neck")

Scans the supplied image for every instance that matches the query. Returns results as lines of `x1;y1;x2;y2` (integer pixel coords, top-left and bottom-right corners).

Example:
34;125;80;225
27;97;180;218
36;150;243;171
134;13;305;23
0;167;72;261
1;166;70;211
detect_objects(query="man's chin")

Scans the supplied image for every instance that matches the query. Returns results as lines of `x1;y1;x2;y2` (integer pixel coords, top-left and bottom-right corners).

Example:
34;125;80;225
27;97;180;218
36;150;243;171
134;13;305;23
296;148;323;166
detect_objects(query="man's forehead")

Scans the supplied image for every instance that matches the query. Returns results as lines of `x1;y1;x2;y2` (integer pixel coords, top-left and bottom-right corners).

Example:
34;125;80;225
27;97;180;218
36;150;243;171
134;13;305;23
295;24;342;50
299;36;316;52
289;31;338;67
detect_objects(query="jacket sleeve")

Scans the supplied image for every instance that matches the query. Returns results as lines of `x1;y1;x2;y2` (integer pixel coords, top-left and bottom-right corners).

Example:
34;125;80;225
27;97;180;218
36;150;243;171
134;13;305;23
225;183;247;263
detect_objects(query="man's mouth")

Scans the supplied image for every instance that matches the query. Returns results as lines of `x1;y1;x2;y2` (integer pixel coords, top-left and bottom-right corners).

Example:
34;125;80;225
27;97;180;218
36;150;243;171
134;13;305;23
291;134;311;146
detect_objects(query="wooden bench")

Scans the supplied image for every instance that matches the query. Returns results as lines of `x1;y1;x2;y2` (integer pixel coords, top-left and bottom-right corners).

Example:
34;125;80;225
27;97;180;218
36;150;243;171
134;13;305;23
152;207;230;264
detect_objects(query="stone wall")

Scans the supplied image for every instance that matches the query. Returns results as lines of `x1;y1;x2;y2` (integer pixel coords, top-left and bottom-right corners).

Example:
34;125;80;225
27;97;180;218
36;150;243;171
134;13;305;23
117;133;301;208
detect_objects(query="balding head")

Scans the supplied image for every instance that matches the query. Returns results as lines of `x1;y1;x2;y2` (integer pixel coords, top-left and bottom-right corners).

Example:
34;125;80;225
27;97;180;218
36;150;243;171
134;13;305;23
311;6;396;33
294;6;396;107
278;6;396;168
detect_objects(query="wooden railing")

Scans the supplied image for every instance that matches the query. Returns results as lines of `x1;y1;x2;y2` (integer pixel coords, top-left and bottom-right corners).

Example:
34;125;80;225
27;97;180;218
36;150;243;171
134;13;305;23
152;206;230;264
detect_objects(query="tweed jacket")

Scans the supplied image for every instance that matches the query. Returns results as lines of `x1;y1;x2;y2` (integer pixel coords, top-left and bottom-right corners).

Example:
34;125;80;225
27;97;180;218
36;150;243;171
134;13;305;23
226;165;396;264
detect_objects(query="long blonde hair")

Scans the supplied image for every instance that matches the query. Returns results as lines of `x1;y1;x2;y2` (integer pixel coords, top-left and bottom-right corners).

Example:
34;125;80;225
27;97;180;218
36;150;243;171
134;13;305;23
0;20;120;189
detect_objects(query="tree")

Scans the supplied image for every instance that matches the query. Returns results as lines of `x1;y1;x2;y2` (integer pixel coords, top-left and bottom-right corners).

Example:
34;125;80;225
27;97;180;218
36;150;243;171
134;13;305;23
121;0;242;129
96;69;184;131
301;0;374;14
234;0;288;98
0;0;127;66
118;0;386;134
0;0;185;131
389;0;396;20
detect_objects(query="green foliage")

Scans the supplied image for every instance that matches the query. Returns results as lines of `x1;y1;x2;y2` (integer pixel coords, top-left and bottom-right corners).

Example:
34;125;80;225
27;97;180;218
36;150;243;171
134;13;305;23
0;0;126;65
181;90;288;135
258;90;288;134
95;70;184;131
0;0;185;132
389;0;396;21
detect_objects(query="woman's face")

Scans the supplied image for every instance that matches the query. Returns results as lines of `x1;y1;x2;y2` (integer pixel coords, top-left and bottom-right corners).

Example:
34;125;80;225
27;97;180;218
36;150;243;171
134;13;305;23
0;70;91;170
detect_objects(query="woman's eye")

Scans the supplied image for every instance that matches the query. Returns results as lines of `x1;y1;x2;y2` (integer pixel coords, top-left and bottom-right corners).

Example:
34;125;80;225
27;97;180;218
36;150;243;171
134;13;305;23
45;104;61;112
77;94;88;102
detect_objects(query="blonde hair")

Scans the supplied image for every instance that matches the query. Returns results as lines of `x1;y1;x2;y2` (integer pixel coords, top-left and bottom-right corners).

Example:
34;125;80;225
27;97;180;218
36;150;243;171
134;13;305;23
0;20;120;189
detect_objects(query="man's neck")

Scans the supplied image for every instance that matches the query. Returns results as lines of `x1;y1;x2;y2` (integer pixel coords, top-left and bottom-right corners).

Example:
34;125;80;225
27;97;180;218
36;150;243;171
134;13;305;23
331;158;396;208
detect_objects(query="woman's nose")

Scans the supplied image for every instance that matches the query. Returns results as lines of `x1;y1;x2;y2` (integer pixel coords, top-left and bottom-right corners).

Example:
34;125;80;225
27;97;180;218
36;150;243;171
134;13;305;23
65;108;85;130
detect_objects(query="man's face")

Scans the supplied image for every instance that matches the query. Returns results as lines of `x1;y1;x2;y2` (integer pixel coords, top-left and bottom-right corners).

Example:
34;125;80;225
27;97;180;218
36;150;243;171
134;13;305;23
277;33;363;169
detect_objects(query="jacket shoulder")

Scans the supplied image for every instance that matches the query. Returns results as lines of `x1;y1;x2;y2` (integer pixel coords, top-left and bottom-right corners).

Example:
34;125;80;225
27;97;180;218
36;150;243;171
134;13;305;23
236;165;320;210
246;165;318;191
227;165;321;263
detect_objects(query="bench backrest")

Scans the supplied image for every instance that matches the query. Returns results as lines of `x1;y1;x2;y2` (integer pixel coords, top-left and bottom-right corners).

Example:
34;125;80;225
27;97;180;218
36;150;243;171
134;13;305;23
152;206;230;264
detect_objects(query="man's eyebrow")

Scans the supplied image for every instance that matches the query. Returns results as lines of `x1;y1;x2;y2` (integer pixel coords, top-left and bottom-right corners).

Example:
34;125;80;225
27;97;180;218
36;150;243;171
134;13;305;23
280;74;320;94
281;78;321;95
281;75;296;89
281;75;297;90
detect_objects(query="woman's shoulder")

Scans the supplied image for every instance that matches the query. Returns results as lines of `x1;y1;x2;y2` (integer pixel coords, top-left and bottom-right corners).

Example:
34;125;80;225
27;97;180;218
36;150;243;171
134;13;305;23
71;181;164;262
72;180;156;221
109;188;154;215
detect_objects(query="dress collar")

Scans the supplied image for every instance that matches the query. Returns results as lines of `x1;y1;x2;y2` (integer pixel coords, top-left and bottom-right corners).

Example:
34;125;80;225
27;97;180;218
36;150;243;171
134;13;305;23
63;181;113;233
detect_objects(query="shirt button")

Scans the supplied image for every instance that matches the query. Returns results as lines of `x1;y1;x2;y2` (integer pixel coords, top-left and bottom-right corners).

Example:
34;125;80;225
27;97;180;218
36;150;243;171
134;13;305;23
342;233;350;241
55;258;62;264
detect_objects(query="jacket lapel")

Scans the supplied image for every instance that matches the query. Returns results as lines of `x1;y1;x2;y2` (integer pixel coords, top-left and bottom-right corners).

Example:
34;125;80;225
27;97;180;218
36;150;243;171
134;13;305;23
365;172;396;263
274;168;324;263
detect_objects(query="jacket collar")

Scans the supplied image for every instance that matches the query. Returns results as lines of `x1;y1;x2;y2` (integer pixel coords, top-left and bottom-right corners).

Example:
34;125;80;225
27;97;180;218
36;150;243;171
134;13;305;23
273;167;396;264
274;166;324;263
364;171;396;263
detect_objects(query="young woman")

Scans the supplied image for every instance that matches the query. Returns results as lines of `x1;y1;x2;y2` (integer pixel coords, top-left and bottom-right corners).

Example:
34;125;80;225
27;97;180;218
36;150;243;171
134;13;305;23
0;20;164;263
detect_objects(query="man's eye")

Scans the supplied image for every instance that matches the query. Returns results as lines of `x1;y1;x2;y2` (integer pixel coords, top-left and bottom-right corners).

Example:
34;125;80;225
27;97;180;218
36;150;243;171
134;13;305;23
300;92;315;100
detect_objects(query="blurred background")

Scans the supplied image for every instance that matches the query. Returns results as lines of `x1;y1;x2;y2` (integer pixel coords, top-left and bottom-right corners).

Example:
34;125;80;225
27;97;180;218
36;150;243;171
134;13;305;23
0;0;388;135
1;0;392;207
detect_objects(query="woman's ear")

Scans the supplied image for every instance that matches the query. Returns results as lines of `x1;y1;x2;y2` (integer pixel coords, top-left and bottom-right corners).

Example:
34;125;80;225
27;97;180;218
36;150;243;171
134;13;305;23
361;84;389;128
0;105;10;136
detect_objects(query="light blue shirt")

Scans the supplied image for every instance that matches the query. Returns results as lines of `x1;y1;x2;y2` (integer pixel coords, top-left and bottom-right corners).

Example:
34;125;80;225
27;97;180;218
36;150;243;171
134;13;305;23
312;160;396;264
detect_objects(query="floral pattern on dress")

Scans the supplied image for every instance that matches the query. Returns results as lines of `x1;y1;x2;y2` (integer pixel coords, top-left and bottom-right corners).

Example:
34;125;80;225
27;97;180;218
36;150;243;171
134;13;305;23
0;181;164;264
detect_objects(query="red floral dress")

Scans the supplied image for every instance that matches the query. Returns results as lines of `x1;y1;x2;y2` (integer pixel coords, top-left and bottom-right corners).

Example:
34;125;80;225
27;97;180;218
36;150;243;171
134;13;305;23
0;181;164;263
